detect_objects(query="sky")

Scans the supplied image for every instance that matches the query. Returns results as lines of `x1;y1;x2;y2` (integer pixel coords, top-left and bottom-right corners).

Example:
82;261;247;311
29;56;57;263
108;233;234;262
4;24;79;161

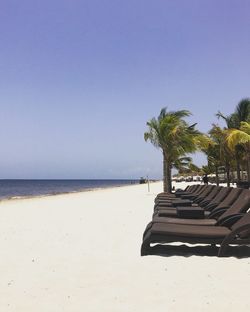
0;0;250;179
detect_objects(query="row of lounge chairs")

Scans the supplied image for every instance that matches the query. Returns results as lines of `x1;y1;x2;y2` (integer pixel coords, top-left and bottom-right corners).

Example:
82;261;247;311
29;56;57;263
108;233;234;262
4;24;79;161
141;184;250;257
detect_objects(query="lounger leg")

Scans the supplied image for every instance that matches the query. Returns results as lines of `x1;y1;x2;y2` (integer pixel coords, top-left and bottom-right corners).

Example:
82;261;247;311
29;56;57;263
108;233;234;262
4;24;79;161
218;224;250;257
141;232;151;256
218;244;228;257
218;237;231;257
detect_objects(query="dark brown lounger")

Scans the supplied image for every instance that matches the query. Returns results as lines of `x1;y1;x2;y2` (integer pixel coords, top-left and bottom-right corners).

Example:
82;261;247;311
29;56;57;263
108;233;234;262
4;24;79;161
154;187;242;217
155;184;200;200
155;185;215;208
141;211;250;257
155;184;205;202
143;189;250;238
154;186;231;214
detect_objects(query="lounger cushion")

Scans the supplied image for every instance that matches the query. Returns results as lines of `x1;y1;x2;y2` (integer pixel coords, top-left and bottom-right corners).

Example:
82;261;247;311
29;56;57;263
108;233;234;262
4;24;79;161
152;216;217;226
157;209;178;217
151;223;230;238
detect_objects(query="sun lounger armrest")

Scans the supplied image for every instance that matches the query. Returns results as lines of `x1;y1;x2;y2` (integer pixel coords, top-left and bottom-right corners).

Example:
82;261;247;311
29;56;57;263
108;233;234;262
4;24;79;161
176;206;204;219
193;196;205;204
180;195;195;200
216;214;245;227
175;192;191;198
172;200;192;207
224;224;250;241
201;199;210;205
215;205;231;210
208;207;230;219
205;202;218;211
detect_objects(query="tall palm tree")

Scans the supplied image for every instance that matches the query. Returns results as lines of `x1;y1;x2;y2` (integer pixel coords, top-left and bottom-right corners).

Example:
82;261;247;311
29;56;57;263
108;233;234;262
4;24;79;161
234;98;250;123
144;108;201;193
227;122;250;182
204;142;221;186
217;98;250;181
208;125;233;186
217;98;250;127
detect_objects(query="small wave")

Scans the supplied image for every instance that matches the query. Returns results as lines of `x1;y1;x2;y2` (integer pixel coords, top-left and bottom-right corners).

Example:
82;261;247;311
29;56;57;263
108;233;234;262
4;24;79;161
0;180;141;201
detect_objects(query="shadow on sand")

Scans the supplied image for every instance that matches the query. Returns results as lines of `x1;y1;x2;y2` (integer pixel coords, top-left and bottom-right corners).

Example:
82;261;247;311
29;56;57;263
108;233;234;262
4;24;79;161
147;244;250;259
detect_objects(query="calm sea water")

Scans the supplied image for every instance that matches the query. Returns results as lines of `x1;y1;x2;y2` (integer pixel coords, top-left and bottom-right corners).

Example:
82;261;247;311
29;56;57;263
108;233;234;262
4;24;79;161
0;179;139;200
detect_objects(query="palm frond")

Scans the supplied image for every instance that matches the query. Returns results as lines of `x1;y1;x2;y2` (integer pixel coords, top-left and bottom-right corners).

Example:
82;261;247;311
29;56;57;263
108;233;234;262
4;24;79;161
227;122;250;150
235;98;250;122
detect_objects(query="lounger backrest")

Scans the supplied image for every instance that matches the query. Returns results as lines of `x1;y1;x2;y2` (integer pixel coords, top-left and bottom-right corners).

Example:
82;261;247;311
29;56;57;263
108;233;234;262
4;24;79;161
190;184;206;196
217;188;243;209
203;186;222;201
156;184;198;198
217;189;250;222
192;184;201;192
196;185;215;199
231;210;250;231
156;184;204;199
187;185;196;192
181;185;196;193
209;187;232;205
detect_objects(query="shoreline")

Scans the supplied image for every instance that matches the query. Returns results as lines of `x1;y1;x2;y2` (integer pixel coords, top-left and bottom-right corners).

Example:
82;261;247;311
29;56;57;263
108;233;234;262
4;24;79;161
0;180;151;204
0;180;202;204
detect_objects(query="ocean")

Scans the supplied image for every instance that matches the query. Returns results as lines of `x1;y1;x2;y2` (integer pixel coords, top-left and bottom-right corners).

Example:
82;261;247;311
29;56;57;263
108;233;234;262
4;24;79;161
0;179;139;200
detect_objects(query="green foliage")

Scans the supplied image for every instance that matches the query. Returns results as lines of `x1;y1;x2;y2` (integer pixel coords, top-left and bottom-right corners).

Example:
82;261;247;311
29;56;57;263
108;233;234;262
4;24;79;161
227;122;250;149
217;98;250;129
144;108;202;162
144;99;250;187
212;99;250;183
144;107;204;191
201;165;214;175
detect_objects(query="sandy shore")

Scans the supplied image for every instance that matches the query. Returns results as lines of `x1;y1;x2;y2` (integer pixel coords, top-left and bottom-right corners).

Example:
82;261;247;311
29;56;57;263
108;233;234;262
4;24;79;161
0;181;250;311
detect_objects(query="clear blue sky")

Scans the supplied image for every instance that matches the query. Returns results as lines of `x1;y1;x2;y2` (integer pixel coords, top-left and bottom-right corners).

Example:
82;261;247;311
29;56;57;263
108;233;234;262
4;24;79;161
0;0;249;179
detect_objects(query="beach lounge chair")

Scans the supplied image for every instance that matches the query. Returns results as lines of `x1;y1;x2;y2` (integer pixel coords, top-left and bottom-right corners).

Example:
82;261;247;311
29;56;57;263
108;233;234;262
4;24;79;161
154;187;241;217
143;189;250;238
155;184;204;202
155;184;200;200
155;185;216;209
141;211;250;257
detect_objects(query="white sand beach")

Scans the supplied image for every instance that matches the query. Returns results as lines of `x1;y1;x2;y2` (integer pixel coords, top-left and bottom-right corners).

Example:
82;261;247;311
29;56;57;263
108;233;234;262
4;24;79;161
0;181;250;311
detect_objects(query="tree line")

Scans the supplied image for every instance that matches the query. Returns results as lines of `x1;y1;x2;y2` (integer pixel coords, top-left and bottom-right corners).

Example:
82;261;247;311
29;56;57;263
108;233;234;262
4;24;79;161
144;99;250;192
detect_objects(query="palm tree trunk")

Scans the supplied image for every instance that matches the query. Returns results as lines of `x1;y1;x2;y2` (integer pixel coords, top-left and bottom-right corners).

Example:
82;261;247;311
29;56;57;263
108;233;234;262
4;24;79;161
166;163;172;193
247;145;250;183
226;163;230;187
163;153;168;192
247;160;250;183
163;153;171;193
236;160;241;182
235;149;241;182
215;166;219;186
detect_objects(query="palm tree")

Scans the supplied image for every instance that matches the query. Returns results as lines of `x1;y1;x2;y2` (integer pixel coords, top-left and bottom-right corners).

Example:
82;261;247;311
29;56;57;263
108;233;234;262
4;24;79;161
217;98;250;127
217;98;250;181
204;142;221;186
173;156;192;173
208;125;233;186
227;121;250;182
234;98;250;123
144;108;201;193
